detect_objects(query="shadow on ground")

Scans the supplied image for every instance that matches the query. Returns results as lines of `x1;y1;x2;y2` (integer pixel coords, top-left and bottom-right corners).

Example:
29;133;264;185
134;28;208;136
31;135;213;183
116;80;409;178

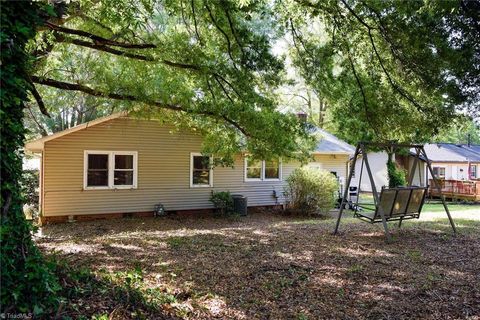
37;211;480;319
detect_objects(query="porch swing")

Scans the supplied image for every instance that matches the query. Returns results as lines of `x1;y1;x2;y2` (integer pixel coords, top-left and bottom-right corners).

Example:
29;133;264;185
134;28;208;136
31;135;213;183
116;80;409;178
334;142;457;241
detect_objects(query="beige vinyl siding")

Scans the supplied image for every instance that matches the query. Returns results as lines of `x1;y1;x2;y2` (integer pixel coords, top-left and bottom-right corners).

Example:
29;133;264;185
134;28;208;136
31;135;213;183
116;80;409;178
43;117;307;217
310;154;349;178
43;117;351;217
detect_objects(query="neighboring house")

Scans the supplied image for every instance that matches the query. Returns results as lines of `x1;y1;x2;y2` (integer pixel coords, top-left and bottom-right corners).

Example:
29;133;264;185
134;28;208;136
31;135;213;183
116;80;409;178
422;143;480;181
25;113;354;223
308;128;356;196
350;151;426;193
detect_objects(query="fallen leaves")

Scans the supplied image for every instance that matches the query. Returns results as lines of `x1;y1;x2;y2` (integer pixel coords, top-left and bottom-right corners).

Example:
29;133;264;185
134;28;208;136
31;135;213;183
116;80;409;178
36;211;480;319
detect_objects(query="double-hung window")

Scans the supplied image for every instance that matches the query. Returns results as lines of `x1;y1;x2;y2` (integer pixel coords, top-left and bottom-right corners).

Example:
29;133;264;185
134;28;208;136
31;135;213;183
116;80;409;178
264;159;281;180
84;151;138;189
245;157;282;181
190;153;213;187
470;164;477;179
245;158;262;180
86;153;109;187
432;167;445;179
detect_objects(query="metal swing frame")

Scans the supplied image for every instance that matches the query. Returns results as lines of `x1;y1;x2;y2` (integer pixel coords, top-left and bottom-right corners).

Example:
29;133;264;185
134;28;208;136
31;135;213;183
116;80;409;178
334;142;457;241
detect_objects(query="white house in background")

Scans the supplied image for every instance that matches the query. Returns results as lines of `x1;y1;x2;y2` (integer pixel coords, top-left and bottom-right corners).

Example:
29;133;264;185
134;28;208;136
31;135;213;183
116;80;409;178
25;113;354;223
350;151;388;193
423;143;480;181
350;151;426;193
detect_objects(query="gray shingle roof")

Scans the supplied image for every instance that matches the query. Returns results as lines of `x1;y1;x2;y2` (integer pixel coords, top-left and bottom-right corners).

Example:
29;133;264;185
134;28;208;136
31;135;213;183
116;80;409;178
463;144;480;156
422;143;480;162
314;128;355;154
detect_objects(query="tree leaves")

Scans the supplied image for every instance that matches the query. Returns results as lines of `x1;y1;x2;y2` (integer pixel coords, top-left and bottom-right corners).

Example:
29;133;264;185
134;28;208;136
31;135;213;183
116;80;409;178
282;0;479;144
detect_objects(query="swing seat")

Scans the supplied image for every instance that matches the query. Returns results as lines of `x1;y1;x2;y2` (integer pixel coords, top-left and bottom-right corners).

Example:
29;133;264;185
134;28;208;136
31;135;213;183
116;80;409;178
355;186;427;223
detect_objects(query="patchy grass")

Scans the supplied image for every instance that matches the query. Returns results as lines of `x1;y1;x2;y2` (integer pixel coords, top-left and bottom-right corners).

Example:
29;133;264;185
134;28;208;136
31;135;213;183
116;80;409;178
422;202;480;213
36;209;480;319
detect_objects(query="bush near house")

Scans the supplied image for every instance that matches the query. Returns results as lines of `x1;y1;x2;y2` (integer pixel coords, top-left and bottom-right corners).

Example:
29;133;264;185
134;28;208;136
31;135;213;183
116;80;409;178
284;167;338;215
387;159;407;188
209;191;234;215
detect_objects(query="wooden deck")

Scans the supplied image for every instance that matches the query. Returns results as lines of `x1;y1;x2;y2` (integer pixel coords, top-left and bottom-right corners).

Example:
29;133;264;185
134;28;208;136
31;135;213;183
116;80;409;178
429;179;480;201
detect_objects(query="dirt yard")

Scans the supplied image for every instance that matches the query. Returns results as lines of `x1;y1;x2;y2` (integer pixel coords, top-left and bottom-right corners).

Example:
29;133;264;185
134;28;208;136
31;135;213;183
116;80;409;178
37;209;480;319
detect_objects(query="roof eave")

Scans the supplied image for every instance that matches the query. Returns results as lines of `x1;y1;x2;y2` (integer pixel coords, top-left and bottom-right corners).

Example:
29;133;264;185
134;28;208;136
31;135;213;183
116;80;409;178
313;151;353;155
25;141;44;153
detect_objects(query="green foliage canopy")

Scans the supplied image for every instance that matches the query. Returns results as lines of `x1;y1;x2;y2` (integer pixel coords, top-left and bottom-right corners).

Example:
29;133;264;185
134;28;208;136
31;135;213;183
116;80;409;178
30;0;316;164
281;0;479;145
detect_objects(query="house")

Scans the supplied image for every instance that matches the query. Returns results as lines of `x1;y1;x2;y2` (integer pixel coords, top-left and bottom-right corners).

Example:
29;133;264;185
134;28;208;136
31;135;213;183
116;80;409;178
25;113;354;223
422;143;480;201
350;151;426;193
423;143;480;181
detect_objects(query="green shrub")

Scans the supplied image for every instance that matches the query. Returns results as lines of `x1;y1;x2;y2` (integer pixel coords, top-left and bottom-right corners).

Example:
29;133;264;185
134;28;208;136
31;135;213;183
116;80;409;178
387;158;407;187
209;191;234;215
284;167;339;215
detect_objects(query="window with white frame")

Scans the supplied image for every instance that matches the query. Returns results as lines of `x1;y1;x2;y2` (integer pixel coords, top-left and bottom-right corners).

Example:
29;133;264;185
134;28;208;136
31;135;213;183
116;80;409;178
470;164;477;179
244;157;282;181
84;151;137;189
264;159;281;180
245;158;262;180
432;166;445;179
190;153;213;187
114;154;135;186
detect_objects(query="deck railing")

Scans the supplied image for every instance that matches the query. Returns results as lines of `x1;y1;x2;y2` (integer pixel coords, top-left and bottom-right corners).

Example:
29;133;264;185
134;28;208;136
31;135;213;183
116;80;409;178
429;179;480;196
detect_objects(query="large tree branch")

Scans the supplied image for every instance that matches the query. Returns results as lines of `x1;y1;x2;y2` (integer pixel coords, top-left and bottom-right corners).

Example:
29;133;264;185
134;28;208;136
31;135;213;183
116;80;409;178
56;35;155;61
339;0;375;30
213;72;242;98
331;13;379;137
44;22;156;49
338;0;425;112
222;4;246;60
31;76;250;136
27;79;51;117
289;19;325;88
213;74;234;103
26;105;49;137
190;0;203;45
54;34;203;71
205;4;238;70
366;28;425;112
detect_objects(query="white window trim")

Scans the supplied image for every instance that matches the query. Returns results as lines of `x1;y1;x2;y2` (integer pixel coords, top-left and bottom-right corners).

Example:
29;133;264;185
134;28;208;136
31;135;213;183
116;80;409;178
432;166;446;179
190;152;213;188
244;158;263;181
471;164;477;178
83;150;138;190
244;157;282;182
